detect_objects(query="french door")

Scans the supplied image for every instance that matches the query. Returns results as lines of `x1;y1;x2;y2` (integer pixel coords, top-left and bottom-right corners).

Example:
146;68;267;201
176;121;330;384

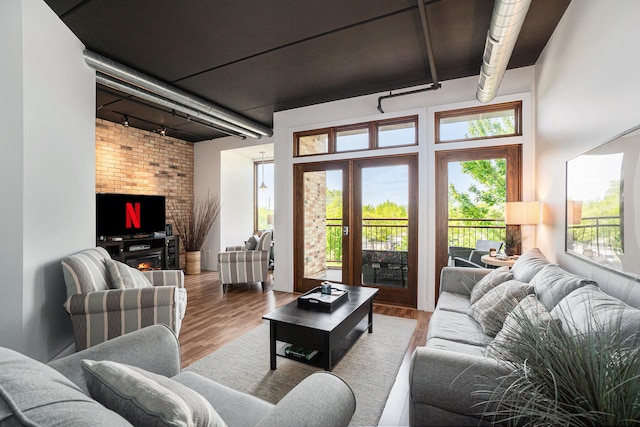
294;155;417;307
434;145;522;301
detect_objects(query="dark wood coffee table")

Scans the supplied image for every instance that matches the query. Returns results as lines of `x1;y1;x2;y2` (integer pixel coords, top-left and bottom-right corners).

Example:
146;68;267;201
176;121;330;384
262;284;378;371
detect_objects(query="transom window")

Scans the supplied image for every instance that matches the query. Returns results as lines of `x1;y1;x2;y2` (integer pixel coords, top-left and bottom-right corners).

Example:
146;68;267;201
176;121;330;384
435;101;522;144
294;116;417;157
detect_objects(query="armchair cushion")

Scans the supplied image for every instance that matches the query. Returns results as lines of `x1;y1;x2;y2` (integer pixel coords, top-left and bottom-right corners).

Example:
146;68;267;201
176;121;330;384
82;360;226;427
105;259;152;289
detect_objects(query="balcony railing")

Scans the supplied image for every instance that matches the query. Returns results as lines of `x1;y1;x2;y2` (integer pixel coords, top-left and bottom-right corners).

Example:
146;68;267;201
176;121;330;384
326;218;409;265
568;215;622;259
448;218;506;249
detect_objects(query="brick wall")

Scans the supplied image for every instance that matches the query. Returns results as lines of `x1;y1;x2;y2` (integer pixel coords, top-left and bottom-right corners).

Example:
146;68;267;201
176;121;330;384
303;172;328;278
95;118;194;231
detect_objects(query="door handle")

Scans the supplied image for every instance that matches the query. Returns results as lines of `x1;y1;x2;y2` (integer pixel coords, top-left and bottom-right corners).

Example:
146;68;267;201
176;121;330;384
343;226;349;236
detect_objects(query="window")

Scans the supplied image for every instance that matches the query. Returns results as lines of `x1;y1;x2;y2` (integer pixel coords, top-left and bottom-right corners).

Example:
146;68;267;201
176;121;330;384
435;101;522;144
255;160;274;231
294;116;417;157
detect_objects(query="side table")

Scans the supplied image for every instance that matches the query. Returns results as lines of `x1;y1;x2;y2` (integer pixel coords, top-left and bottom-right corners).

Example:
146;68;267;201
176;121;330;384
481;254;517;268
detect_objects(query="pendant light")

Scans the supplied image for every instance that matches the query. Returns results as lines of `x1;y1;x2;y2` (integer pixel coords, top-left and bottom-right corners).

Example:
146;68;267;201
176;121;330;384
259;151;268;191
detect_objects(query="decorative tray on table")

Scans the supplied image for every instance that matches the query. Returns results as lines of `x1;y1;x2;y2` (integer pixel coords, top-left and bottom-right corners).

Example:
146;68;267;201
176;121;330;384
297;282;348;312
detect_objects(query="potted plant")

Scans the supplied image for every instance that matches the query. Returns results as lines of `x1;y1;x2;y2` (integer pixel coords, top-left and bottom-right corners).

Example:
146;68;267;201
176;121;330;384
503;226;521;256
171;192;221;274
479;309;640;426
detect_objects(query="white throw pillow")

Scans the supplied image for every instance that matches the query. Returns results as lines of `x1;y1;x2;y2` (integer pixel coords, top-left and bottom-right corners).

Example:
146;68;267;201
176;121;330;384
105;258;152;289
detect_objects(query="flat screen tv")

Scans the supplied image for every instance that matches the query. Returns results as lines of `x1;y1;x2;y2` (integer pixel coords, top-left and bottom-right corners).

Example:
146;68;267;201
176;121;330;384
96;193;166;238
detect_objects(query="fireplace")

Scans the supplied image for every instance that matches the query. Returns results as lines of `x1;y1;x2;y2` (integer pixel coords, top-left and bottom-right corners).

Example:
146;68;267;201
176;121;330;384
125;251;163;271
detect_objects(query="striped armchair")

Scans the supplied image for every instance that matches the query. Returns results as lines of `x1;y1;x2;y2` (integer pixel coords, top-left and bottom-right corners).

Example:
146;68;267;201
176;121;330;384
61;247;187;351
218;231;272;293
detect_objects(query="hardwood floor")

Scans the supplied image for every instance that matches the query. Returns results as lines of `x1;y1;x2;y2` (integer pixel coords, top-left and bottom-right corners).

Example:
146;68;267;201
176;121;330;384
179;270;430;427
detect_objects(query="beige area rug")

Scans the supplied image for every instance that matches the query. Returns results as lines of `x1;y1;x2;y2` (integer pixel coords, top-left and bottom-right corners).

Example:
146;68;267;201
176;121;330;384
186;313;417;427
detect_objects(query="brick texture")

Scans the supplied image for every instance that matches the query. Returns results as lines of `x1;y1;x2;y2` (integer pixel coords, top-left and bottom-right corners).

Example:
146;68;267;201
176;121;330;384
95;119;194;232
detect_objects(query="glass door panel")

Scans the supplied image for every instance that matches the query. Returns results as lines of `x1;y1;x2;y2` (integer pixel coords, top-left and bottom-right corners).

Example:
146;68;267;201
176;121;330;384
294;163;349;293
360;165;409;288
354;156;417;307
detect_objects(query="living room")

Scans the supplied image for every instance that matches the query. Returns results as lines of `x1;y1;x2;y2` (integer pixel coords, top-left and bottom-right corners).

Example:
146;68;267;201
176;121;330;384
2;0;640;425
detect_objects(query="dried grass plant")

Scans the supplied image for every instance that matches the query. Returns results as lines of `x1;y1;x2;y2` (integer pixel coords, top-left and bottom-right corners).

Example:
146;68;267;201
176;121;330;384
171;192;221;252
478;306;640;426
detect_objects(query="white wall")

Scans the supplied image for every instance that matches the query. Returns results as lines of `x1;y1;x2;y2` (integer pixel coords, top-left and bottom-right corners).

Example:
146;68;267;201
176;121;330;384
535;0;640;307
195;137;273;270
274;67;536;311
0;0;95;361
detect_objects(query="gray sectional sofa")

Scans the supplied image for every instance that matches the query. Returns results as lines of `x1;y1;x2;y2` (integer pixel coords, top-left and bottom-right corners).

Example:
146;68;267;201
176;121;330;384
409;248;640;426
1;324;356;426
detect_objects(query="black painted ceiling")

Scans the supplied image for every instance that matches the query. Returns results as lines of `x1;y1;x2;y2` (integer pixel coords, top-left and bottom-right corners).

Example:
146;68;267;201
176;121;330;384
45;0;570;142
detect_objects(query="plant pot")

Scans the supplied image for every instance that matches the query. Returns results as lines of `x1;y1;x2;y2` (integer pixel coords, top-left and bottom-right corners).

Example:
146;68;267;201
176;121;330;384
504;246;517;257
185;250;201;275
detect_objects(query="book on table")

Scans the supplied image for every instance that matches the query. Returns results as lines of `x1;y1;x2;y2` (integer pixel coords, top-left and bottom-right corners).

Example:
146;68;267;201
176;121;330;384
284;345;319;361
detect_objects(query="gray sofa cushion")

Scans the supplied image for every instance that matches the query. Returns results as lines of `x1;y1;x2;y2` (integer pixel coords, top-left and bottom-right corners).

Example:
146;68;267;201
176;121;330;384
469;266;513;305
82;360;226;427
426;338;486;357
531;264;596;311
468;280;534;337
509;248;550;283
485;294;557;360
551;285;640;347
437;291;472;314
428;309;492;347
0;348;130;426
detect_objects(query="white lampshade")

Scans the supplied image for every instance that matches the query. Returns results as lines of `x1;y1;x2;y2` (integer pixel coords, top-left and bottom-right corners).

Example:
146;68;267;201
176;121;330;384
505;201;540;225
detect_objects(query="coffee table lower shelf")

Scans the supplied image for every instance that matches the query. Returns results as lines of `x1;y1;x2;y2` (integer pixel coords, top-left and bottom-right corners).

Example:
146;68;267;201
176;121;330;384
274;317;370;369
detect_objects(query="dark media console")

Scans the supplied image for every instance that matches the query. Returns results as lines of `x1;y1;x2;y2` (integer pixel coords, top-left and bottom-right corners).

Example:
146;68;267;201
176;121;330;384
98;235;180;271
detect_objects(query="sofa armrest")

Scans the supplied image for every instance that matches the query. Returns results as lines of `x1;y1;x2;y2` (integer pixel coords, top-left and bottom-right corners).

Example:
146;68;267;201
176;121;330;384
409;347;511;422
64;287;176;315
440;266;493;296
143;269;184;288
255;372;356;427
48;324;181;396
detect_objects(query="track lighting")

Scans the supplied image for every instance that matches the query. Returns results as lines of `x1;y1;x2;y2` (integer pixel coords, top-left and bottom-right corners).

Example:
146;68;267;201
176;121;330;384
122;115;130;127
157;127;167;136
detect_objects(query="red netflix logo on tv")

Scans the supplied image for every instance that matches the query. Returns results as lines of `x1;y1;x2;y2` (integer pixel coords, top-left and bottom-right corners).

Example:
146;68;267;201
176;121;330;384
125;202;141;229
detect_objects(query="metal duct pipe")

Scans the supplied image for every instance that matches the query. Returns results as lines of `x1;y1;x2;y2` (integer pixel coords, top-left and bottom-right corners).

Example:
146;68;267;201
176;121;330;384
96;73;260;139
417;0;439;87
85;50;273;138
476;0;532;103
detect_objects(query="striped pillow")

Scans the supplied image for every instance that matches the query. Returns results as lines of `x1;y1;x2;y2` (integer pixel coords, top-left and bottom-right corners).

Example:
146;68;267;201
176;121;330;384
105;259;152;289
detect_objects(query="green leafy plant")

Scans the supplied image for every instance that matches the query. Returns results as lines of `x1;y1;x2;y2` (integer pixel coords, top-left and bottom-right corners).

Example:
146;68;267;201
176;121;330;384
480;308;640;426
171;192;221;252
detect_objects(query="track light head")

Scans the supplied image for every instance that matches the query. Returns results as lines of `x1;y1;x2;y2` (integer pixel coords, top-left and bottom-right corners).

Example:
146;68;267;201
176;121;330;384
122;115;130;127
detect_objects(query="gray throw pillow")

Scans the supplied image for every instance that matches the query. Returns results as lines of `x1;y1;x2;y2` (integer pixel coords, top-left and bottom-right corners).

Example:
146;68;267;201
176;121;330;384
82;360;226;427
468;280;534;337
509;248;550;283
485;294;558;360
531;264;596;311
244;236;258;251
550;285;640;348
469;266;513;305
105;258;152;289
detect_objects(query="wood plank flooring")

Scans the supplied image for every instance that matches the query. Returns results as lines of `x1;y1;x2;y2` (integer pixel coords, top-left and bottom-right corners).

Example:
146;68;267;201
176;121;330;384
179;271;430;427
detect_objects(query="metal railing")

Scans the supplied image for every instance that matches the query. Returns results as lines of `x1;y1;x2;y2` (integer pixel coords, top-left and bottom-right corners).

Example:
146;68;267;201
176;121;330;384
568;215;622;259
326;217;510;265
326;218;409;265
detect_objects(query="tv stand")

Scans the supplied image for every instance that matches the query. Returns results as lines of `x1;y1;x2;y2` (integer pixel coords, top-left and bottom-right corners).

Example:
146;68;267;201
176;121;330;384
97;235;180;271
